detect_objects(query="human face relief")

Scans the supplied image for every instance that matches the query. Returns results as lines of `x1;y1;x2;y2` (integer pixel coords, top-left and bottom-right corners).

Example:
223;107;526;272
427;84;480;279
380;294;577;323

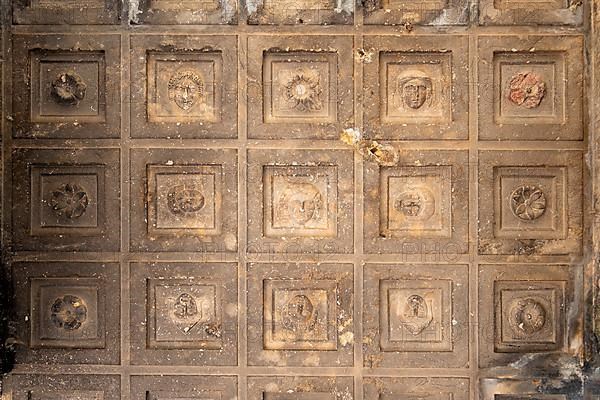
400;76;432;110
168;71;204;111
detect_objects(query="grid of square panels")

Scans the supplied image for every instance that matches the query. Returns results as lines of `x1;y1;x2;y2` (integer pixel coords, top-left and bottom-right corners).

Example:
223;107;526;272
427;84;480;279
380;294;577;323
2;2;591;400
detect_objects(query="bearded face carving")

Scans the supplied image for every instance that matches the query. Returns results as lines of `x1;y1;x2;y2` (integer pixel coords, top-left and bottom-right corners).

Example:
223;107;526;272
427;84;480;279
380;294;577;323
168;71;205;111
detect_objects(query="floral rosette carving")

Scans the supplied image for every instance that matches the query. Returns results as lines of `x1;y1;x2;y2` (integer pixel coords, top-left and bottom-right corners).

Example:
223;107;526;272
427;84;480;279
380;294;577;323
284;70;323;112
51;72;87;106
50;183;89;219
508;72;546;109
508;297;546;336
50;295;88;331
510;185;546;221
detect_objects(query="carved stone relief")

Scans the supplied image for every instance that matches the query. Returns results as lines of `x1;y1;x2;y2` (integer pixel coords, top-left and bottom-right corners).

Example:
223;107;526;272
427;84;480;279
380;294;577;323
264;52;335;122
381;53;451;124
495;281;564;352
147;164;222;235
380;166;451;238
263;279;337;351
147;52;221;123
380;279;451;352
148;280;222;349
30;277;103;348
263;165;336;238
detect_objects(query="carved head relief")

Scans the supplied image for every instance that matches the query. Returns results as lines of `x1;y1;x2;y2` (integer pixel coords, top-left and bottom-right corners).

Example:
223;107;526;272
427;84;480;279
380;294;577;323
50;183;89;220
281;294;318;333
510;185;546;221
397;294;433;335
397;73;433;110
508;298;546;336
50;294;88;331
168;71;205;111
508;72;546;109
167;184;206;216
284;70;323;112
51;72;87;106
277;183;324;226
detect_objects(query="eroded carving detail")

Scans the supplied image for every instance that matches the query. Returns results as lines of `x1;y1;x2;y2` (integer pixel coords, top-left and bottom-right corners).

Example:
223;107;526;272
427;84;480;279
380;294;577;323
172;292;203;333
173;293;199;319
276;183;324;227
166;184;206;216
508;72;546;109
281;294;318;333
397;74;433;110
397;294;433;335
508;298;547;336
393;186;435;221
50;183;89;219
510;185;546;221
168;71;205;111
51;72;87;106
284;70;323;112
50;295;88;330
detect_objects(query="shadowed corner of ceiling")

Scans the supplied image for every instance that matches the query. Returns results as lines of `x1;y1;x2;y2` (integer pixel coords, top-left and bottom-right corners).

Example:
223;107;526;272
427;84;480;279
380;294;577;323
0;257;16;387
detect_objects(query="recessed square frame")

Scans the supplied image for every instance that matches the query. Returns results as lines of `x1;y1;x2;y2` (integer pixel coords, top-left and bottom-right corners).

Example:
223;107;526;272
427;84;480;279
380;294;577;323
478;150;582;256
263;51;337;124
364;377;469;400
478;35;583;141
30;165;103;236
134;0;237;24
247;35;354;140
247;149;353;254
247;262;354;366
31;277;104;349
494;280;565;352
363;35;468;140
364;149;469;255
246;0;353;24
130;262;238;366
130;35;237;139
131;375;237;400
12;34;121;139
31;51;106;123
363;264;468;368
263;164;338;238
13;0;120;24
130;148;238;253
12;148;120;252
494;166;567;240
479;378;573;400
478;0;582;25
478;264;581;368
363;0;469;25
6;374;120;400
12;262;120;365
248;376;353;400
263;278;338;351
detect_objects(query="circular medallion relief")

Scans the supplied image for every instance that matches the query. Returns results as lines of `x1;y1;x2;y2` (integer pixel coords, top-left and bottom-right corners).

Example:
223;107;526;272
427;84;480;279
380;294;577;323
50;294;88;331
510;185;546;221
508;298;547;336
51;72;87;106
